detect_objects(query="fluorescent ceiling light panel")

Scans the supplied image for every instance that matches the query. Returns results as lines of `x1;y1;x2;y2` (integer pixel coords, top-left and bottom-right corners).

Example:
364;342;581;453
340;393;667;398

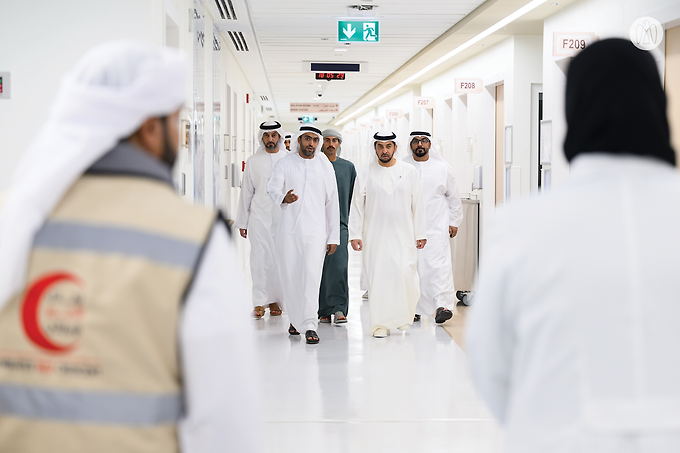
336;0;550;125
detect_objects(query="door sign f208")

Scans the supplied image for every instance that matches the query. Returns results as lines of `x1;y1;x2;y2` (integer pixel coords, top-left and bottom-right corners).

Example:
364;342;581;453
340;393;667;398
337;20;380;43
454;78;483;94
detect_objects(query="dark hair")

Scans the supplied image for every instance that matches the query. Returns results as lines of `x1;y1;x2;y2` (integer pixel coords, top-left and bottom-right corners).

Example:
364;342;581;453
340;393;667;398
564;38;675;165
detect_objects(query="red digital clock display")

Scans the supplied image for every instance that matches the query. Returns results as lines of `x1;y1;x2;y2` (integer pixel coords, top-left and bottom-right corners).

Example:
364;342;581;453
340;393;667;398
315;73;346;81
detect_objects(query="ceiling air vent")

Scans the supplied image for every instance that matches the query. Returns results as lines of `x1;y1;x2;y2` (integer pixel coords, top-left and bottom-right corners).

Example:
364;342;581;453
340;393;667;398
226;0;237;20
212;0;237;20
213;34;221;51
213;0;230;20
265;107;273;111
260;95;269;101
227;31;249;52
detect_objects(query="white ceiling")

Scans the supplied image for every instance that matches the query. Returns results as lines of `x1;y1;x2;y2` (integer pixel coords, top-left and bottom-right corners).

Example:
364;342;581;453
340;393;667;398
247;0;486;125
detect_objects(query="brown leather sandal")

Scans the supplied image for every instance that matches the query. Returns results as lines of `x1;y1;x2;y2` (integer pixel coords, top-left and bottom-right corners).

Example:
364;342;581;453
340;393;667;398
269;302;282;316
252;306;265;319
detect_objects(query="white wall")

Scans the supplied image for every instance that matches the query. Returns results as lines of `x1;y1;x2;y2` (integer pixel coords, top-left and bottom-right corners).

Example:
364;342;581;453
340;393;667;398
0;0;164;191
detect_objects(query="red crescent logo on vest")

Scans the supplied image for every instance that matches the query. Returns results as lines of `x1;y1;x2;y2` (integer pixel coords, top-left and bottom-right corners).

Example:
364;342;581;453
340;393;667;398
21;272;85;353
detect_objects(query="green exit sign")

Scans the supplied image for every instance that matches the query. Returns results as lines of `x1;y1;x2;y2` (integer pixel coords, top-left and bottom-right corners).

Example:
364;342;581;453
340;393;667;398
337;20;380;43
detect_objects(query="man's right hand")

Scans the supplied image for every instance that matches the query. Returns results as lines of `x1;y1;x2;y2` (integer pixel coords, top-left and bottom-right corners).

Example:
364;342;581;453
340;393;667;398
239;228;247;239
351;239;363;251
283;189;299;204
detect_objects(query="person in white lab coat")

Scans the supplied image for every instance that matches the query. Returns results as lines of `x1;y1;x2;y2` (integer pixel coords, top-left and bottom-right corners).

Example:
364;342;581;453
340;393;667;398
267;125;340;344
235;121;287;319
466;38;680;453
404;130;463;324
0;41;262;453
350;131;427;338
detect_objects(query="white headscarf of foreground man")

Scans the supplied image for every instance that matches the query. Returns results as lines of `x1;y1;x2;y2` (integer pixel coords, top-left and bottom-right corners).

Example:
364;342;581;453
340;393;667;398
0;41;263;453
466;39;680;453
0;41;187;306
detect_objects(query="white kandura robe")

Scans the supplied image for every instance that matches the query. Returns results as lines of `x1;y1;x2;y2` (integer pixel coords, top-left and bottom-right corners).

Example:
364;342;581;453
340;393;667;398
267;153;340;333
466;154;680;453
404;156;463;317
349;160;427;333
235;149;287;308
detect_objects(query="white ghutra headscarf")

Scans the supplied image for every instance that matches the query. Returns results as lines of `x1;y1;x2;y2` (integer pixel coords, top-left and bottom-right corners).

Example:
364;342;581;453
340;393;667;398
0;41;188;309
406;130;448;165
371;130;405;162
256;121;286;154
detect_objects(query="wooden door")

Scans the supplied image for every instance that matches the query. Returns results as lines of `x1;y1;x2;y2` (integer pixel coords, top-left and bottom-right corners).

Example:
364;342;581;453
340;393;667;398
666;26;680;159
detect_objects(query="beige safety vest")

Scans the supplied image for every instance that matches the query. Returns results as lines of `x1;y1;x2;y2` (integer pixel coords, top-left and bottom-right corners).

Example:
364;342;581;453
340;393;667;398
0;172;216;453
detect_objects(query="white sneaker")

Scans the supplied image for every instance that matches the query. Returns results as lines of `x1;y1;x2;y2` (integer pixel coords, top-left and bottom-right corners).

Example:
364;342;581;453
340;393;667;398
372;327;388;338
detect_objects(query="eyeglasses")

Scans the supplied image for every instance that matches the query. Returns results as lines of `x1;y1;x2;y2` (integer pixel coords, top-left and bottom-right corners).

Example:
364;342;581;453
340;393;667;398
412;138;430;145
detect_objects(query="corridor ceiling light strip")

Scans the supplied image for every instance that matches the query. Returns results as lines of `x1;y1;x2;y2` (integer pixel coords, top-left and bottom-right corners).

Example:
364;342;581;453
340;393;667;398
335;0;549;126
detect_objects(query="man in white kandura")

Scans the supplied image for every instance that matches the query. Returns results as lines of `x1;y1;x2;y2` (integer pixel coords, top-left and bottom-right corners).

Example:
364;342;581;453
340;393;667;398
350;131;427;338
0;41;261;453
404;130;463;325
267;125;340;344
284;133;292;152
236;121;287;319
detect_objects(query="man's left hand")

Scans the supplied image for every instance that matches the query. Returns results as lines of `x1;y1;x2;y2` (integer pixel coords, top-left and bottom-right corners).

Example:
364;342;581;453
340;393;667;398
327;244;338;255
449;226;458;238
416;239;427;249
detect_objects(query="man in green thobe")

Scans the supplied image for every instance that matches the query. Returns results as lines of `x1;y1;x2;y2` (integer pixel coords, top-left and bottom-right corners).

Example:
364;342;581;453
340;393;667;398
318;129;357;324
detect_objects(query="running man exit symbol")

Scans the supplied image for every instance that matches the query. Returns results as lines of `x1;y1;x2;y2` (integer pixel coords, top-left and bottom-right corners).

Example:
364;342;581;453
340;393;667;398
363;23;376;41
337;20;380;43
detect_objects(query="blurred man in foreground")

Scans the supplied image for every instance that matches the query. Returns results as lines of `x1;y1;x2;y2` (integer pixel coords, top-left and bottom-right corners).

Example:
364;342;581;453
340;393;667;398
0;41;262;453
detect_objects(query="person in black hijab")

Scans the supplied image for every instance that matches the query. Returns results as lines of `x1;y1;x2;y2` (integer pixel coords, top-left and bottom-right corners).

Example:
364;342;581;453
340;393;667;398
564;38;675;165
467;38;680;453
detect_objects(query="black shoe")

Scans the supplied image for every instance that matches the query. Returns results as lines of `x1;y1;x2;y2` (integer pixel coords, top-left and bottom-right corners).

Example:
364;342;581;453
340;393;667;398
305;330;319;344
413;314;421;322
434;307;453;324
288;324;300;336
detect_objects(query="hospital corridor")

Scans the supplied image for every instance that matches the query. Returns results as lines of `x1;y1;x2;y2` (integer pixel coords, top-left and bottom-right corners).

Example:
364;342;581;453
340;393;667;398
2;0;680;452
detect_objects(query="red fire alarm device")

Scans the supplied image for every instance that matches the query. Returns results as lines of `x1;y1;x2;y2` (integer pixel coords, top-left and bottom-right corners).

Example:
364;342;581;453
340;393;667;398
246;93;250;103
242;161;246;172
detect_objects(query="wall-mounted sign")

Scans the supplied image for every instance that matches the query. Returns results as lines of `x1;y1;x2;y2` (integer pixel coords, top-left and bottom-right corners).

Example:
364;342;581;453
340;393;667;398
290;102;340;113
315;73;346;81
553;32;598;57
386;109;403;119
337;20;380;43
371;116;385;125
413;97;435;109
454;78;483;94
358;123;370;129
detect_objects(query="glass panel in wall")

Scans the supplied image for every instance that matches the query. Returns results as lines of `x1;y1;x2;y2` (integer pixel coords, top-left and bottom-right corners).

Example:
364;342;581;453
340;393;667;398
213;27;222;209
192;0;205;204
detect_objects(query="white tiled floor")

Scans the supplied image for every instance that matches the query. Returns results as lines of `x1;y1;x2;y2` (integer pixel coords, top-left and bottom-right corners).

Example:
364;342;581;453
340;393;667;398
253;249;501;453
